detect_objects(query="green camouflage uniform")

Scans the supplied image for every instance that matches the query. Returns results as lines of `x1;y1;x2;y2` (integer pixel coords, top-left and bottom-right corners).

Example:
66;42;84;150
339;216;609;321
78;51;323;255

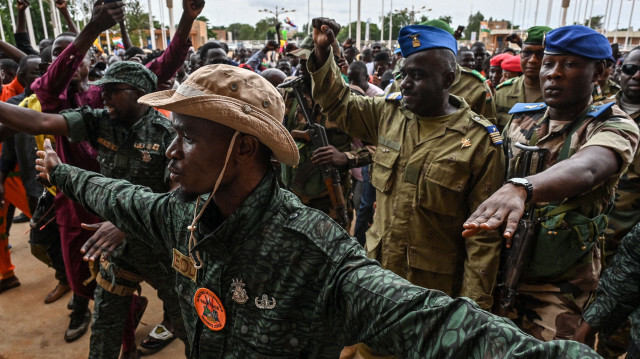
495;76;544;131
582;221;640;357
503;101;639;341
593;79;622;102
281;86;370;226
451;64;498;125
308;48;506;311
595;92;640;358
49;164;602;358
60;105;185;358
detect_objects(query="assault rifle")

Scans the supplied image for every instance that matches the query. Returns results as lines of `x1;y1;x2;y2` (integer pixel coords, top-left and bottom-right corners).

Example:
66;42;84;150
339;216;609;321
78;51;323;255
277;77;350;228
495;142;548;317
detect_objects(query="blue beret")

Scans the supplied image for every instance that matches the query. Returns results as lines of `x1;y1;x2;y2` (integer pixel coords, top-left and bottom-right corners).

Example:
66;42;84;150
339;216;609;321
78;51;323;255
544;25;612;60
398;25;457;58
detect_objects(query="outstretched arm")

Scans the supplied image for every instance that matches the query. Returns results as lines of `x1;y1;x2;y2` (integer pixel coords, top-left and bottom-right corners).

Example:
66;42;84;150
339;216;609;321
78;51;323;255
119;21;133;50
0;101;69;136
55;0;79;34
463;146;622;241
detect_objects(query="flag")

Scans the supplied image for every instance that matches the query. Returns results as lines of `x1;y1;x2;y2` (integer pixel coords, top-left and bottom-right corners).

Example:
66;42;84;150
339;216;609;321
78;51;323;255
480;22;491;33
284;17;297;28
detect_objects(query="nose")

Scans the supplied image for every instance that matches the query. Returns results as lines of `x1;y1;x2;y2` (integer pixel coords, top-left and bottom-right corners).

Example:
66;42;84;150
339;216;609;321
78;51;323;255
166;135;180;160
545;62;562;80
400;76;411;91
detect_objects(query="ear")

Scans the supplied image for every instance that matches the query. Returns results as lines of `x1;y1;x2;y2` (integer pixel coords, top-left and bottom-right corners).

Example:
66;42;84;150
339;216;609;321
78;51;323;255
235;134;260;164
592;61;605;83
443;70;456;90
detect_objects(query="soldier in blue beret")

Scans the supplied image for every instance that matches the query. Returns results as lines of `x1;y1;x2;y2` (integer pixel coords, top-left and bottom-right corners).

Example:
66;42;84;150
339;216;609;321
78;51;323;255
464;25;639;342
309;17;506;358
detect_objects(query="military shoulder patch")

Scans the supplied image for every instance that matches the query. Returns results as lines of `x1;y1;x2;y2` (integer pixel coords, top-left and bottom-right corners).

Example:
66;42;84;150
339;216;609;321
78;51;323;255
470;69;487;82
385;92;403;101
587;102;615;118
495;78;515;90
508;102;547;114
471;116;503;146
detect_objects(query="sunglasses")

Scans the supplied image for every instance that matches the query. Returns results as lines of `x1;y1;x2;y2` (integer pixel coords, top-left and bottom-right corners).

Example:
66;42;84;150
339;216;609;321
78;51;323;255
621;64;640;76
521;50;545;59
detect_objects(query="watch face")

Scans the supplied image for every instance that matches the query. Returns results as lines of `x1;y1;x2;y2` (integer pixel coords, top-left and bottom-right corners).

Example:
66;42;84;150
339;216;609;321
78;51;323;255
509;178;528;185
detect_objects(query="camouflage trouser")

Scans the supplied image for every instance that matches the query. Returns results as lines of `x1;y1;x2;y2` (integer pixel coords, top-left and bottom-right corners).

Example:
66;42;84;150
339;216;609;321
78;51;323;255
507;247;601;341
596;242;632;359
89;239;186;359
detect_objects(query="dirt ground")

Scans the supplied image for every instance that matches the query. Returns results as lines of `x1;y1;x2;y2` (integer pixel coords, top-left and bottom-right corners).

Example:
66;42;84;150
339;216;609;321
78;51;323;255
0;220;185;359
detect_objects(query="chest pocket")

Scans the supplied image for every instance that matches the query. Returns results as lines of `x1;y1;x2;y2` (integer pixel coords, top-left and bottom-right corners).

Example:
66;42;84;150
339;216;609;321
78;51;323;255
370;147;399;193
130;149;168;191
232;310;306;359
419;162;470;216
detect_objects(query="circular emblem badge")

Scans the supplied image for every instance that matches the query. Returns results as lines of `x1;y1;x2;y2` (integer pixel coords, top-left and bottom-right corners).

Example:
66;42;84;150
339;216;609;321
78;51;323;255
194;288;226;331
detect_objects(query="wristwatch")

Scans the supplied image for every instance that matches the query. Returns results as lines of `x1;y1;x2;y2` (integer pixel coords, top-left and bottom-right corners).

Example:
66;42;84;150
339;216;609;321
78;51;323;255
507;178;533;203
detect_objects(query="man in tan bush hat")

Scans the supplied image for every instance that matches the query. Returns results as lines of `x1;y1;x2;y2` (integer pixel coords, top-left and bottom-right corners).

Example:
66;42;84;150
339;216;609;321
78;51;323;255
36;64;601;358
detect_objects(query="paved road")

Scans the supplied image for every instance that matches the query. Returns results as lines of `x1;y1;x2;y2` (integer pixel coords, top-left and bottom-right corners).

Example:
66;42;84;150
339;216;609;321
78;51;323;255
0;220;185;359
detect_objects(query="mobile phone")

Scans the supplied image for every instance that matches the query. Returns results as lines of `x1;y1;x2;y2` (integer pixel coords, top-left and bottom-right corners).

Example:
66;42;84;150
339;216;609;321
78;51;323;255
376;66;382;77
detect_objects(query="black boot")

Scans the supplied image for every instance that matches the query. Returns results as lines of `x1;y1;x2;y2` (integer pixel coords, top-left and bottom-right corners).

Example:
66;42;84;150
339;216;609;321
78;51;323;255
65;294;91;342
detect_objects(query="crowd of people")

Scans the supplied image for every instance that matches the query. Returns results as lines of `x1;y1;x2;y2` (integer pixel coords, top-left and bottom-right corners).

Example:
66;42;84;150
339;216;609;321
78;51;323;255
0;0;639;358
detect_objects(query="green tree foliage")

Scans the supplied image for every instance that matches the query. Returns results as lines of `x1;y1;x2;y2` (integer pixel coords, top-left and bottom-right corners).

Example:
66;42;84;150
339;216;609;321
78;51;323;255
254;18;278;41
336;22;381;43
126;0;149;47
196;15;218;39
583;15;603;29
465;11;485;40
226;23;255;40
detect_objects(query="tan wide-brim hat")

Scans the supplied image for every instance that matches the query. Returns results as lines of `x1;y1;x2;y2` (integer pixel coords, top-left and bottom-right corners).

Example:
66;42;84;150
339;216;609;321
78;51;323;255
138;64;299;166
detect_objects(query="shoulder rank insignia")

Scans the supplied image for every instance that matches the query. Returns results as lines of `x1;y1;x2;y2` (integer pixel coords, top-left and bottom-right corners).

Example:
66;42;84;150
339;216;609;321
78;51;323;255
508;102;548;114
485;124;503;146
470;69;487;81
495;77;515;90
385;92;403;101
587;102;615;118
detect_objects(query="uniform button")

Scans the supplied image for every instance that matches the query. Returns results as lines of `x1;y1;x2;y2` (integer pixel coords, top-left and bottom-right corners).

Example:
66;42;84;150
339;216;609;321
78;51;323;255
240;325;248;334
242;105;252;114
230;82;238;91
290;337;298;346
261;334;269;343
177;284;183;292
289;212;299;219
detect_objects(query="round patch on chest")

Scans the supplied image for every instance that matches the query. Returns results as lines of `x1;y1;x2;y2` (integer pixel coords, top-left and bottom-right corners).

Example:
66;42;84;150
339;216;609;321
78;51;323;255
194;288;226;331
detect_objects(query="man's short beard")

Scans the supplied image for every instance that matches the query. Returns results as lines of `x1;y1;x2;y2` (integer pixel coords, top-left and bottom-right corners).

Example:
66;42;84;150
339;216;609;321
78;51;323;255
174;187;200;203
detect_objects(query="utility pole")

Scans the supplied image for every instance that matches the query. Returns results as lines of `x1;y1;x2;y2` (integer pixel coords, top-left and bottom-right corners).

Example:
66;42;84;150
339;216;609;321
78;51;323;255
380;0;384;42
349;0;352;38
588;0;595;27
614;0;623;43
511;0;516;32
167;0;175;39
561;0;570;26
147;0;156;49
356;0;361;50
534;0;540;25
158;0;167;49
37;0;49;39
624;0;636;50
388;0;393;48
545;0;553;26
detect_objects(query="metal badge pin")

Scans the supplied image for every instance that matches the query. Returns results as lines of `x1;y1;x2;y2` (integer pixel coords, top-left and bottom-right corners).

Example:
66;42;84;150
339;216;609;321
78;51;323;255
142;150;151;163
255;294;276;309
461;138;472;148
231;278;248;304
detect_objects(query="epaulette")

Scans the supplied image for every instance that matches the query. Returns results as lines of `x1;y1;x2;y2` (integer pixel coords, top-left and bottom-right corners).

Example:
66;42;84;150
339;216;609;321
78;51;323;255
587;102;615;118
461;67;487;82
385;92;402;101
508;102;547;114
495;77;515;90
471;116;503;146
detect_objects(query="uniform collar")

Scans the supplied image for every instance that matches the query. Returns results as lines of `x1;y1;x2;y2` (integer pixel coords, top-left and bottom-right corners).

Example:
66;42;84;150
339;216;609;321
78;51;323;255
192;170;282;253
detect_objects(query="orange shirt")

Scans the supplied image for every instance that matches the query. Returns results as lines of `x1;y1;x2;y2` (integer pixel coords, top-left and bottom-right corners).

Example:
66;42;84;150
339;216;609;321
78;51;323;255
0;77;25;102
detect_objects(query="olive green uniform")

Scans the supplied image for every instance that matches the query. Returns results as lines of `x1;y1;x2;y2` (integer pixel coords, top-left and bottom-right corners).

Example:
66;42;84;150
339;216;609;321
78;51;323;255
593;78;622;102
503;101;639;341
451;64;497;125
60;106;185;358
308;49;506;310
281;87;371;227
48;164;602;358
495;76;544;130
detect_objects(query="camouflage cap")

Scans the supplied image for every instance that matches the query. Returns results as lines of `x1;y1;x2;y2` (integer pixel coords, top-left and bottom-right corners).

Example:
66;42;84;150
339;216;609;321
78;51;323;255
419;19;455;35
89;61;157;94
289;36;314;60
523;26;553;45
138;64;299;166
